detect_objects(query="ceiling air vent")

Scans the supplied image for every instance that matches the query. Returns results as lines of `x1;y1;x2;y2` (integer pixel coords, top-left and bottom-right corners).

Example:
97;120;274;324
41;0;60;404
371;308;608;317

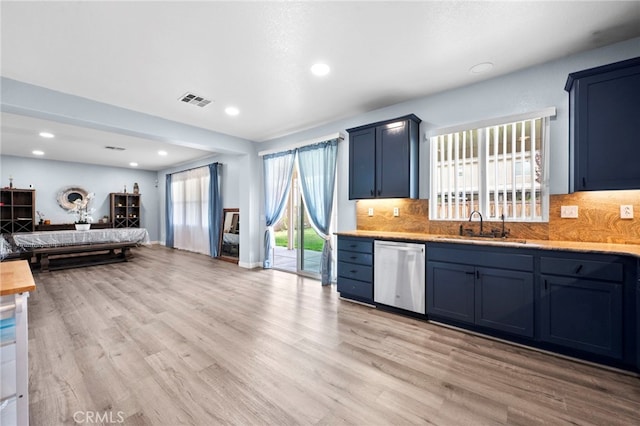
179;92;212;107
105;146;126;151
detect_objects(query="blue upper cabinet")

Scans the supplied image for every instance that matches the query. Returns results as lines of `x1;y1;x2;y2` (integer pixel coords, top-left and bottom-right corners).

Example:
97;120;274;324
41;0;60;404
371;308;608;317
347;126;377;199
347;114;421;199
565;57;640;192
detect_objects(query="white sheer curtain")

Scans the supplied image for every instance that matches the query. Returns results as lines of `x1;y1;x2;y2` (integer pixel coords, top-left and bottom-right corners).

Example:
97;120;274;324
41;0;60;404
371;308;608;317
297;139;338;285
171;166;210;255
263;150;296;268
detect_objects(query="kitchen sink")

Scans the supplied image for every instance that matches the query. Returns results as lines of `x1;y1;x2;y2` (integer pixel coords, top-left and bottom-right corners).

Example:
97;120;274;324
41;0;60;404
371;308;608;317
432;235;540;247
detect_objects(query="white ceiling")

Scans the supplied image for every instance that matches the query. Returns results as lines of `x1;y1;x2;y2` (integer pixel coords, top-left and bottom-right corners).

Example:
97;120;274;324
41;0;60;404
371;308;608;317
0;112;216;171
2;1;640;170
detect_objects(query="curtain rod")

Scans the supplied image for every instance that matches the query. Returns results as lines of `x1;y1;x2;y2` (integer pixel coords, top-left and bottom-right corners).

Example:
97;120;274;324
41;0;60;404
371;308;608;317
258;132;344;157
168;162;221;176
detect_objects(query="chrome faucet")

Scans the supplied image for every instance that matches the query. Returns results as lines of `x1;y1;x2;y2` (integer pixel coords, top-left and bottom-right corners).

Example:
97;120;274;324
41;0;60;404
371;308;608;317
469;210;483;235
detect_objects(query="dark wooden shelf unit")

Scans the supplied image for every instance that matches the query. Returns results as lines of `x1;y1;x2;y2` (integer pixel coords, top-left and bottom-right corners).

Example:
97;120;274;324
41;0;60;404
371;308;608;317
1;189;36;234
110;193;141;228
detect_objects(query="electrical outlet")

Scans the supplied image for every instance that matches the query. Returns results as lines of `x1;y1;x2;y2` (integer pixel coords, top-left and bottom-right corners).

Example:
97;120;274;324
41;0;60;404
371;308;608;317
368;208;374;217
560;205;579;218
620;205;634;219
393;207;399;217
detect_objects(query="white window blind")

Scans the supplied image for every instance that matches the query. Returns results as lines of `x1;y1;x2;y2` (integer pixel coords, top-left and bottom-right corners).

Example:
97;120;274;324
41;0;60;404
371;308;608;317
430;110;553;222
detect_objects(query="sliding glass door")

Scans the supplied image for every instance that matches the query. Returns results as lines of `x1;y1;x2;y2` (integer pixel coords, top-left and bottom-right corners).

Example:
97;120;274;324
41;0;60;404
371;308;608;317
272;169;321;277
298;203;322;275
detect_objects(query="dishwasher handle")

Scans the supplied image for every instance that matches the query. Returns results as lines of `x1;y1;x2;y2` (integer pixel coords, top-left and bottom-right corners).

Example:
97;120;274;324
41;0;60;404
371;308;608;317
375;242;424;253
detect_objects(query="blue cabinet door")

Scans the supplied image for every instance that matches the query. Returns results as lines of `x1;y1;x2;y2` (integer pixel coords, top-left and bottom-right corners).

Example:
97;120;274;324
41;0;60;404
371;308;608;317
540;275;623;360
566;58;640;191
427;261;475;324
348;127;376;199
376;121;410;198
637;264;640;369
475;268;534;338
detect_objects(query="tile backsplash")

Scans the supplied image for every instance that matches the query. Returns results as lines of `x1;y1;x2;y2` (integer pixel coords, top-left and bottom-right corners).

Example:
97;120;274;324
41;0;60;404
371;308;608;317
356;190;640;244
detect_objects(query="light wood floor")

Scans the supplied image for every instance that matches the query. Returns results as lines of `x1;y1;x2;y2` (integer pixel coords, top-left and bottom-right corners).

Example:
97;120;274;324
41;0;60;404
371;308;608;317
27;245;640;425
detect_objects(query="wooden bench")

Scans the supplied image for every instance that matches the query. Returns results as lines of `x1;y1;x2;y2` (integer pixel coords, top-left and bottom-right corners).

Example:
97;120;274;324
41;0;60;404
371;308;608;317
28;241;138;272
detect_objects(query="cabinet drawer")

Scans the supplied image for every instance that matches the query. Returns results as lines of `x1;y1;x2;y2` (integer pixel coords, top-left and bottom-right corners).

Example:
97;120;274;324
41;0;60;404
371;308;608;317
337;277;373;300
428;246;533;271
337;250;372;266
338;237;373;254
540;257;623;282
338;261;372;283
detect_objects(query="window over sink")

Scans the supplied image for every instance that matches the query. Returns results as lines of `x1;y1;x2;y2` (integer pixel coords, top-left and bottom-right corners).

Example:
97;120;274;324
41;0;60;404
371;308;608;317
429;108;555;222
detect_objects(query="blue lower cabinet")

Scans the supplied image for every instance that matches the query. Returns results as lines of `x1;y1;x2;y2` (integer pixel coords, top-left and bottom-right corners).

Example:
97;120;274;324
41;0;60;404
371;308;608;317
637;263;640;369
476;268;534;338
540;275;623;360
427;261;475;324
425;243;638;371
427;258;534;338
637;274;640;369
337;236;374;304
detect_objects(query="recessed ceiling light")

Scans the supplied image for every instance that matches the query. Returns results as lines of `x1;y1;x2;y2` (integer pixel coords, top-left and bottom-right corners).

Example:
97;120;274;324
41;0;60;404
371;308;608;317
158;150;168;156
225;106;240;116
39;132;55;138
32;150;45;156
470;62;494;74
129;162;138;167
311;63;330;77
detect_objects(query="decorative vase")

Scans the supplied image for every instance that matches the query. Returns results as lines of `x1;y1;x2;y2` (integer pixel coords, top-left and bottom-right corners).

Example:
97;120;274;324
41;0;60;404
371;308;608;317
75;223;91;231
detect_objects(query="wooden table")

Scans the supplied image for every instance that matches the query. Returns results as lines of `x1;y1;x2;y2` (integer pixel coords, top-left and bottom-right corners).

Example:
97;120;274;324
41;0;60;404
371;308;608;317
0;260;36;295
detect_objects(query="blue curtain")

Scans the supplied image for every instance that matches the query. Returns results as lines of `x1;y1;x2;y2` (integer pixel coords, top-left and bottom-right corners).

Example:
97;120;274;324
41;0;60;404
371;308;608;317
165;174;174;248
297;139;338;285
263;150;296;268
208;163;222;257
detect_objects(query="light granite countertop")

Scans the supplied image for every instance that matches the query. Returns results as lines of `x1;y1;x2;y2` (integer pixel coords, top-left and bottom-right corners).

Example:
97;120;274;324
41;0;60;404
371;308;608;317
336;230;640;258
0;260;36;296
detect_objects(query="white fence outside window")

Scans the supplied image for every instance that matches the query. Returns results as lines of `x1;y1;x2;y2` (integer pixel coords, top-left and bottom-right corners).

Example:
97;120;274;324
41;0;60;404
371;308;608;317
429;109;554;222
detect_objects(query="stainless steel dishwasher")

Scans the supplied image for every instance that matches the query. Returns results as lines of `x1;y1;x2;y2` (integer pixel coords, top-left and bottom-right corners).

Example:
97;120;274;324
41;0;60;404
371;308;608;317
374;240;426;314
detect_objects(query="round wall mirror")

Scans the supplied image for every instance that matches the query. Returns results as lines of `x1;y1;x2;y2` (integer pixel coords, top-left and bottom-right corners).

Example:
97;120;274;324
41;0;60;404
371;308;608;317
57;186;89;210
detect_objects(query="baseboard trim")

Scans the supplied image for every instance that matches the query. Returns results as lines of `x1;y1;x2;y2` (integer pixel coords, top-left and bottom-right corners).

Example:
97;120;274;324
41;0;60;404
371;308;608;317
239;261;262;269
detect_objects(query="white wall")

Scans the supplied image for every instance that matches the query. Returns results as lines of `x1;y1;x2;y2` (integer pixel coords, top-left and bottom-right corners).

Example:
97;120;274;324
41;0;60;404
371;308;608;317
156;150;262;268
0;155;160;240
257;37;640;234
